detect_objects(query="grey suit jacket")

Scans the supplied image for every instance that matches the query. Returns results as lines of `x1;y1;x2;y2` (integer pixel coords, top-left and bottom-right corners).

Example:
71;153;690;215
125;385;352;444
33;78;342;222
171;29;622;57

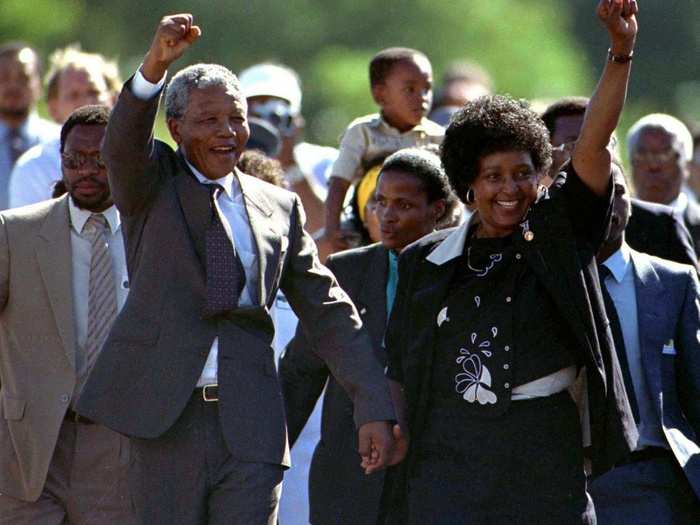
630;249;700;497
0;196;78;501
76;80;394;468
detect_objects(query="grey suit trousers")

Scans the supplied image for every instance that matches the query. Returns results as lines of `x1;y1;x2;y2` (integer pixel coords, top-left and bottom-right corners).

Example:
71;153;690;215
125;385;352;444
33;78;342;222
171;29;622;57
0;420;134;525
129;391;284;525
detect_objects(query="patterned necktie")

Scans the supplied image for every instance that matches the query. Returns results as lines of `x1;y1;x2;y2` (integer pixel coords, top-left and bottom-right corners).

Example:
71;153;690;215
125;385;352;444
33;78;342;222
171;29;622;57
598;264;639;422
80;213;118;393
203;184;246;318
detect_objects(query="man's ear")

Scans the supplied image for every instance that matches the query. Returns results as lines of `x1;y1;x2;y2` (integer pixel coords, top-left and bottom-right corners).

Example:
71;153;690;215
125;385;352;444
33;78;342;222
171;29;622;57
371;83;385;106
167;117;182;145
432;199;446;224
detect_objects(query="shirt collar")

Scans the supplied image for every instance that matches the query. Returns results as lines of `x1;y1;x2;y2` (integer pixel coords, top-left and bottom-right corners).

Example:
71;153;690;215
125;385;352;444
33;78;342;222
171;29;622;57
669;191;689;215
185;159;238;200
601;242;631;284
371;114;430;135
425;220;469;265
68;197;121;235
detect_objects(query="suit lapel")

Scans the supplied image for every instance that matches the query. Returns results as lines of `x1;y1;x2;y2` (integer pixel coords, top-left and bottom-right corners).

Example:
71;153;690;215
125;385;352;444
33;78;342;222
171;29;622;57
356;245;388;346
630;251;664;401
35;196;77;369
173;154;210;267
237;171;277;306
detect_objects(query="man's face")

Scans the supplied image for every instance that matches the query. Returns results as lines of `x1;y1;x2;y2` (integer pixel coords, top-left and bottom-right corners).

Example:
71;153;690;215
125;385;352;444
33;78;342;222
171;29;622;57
631;128;685;205
49;66;112;123
550;113;584;174
605;166;632;246
373;55;433;132
247;95;295;137
0;50;41;121
62;123;112;212
440;79;490;107
168;85;249;180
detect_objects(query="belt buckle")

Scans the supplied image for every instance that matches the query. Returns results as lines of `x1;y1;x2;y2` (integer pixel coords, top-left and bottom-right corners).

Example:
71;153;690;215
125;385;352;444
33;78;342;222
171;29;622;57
202;384;219;402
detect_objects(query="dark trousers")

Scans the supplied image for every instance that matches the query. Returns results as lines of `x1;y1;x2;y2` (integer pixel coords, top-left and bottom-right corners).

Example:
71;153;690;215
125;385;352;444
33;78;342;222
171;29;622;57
407;391;593;525
590;454;700;525
129;392;283;525
0;420;134;525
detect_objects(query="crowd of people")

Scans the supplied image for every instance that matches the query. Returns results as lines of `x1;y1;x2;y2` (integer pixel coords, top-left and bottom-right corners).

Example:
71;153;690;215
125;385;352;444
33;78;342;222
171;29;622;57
0;0;698;524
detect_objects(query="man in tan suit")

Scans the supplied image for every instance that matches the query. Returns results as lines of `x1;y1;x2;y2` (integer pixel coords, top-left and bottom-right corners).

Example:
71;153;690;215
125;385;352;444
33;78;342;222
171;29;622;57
0;105;134;524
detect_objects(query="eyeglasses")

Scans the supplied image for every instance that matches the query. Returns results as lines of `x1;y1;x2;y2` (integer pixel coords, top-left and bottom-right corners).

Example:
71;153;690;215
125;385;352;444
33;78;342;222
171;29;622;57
631;150;679;166
249;99;295;137
61;152;106;170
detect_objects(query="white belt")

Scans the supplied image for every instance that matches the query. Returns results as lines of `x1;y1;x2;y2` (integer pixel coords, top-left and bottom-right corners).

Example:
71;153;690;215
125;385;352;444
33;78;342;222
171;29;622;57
511;366;577;400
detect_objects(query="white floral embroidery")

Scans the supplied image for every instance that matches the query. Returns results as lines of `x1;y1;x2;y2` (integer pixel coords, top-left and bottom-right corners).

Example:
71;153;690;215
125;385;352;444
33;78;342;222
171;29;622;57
474;296;481;308
454;328;499;405
473;253;503;278
437;307;450;327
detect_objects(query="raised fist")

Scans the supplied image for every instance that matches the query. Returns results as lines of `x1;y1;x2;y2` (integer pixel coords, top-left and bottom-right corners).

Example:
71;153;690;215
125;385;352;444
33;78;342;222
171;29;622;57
142;14;201;83
597;0;638;53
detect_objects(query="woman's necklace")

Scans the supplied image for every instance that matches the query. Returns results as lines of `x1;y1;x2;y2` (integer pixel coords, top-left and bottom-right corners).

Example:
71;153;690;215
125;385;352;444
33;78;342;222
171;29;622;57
466;246;503;277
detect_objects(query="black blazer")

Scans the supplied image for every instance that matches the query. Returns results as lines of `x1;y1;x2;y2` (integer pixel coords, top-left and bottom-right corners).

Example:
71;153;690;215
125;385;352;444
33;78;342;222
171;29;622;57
380;168;638;522
626;198;698;270
280;243;389;525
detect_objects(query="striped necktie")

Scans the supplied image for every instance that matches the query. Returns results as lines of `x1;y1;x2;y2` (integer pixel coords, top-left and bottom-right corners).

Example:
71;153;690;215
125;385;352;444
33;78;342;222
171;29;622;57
80;213;117;393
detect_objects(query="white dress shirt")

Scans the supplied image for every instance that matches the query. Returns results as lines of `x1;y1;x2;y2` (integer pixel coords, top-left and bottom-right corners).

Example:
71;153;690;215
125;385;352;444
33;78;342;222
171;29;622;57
130;68;259;387
602;243;667;450
68;199;129;387
8;137;61;208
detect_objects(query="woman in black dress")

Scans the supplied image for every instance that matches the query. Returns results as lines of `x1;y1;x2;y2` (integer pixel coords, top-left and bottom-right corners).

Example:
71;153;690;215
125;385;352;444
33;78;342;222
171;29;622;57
382;1;639;523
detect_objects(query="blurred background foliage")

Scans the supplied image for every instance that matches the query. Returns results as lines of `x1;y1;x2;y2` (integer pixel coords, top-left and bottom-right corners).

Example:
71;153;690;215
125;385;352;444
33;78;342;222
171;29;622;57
2;0;698;158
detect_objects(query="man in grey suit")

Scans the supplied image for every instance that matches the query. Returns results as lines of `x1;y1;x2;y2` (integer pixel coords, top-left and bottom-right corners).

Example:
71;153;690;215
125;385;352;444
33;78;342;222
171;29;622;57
590;167;700;524
0;105;133;524
76;14;396;525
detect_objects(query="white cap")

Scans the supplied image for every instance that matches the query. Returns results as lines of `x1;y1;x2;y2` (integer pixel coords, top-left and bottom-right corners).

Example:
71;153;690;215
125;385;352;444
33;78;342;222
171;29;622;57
238;63;302;116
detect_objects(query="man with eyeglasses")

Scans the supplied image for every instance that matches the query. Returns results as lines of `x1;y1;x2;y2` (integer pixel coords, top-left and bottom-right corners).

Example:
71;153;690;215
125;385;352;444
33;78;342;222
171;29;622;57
0;104;134;523
628;113;700;258
239;63;338;250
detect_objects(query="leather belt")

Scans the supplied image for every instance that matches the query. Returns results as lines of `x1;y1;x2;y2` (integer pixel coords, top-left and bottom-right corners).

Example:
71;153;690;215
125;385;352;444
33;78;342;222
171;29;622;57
195;384;219;402
64;408;94;424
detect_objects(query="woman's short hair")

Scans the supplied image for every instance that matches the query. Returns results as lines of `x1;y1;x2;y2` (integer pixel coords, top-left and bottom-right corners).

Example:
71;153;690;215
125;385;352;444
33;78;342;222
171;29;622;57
440;95;552;202
380;147;459;227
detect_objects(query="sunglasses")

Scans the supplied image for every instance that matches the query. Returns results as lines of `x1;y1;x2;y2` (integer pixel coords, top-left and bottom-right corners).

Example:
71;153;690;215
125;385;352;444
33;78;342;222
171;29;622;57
61;152;107;170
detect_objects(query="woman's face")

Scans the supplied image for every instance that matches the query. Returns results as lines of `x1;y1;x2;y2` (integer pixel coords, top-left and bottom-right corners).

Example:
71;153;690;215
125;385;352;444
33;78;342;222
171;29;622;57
471;150;540;238
375;169;444;252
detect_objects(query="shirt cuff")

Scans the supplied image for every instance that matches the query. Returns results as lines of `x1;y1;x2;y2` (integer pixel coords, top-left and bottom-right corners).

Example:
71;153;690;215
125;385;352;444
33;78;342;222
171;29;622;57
131;67;166;100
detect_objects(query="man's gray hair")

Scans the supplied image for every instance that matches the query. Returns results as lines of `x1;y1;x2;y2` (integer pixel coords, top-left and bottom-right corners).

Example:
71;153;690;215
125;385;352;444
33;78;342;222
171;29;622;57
627;113;693;162
164;63;242;120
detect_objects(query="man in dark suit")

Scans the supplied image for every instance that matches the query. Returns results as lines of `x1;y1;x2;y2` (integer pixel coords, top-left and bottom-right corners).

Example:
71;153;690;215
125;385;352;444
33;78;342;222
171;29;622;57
541;98;697;268
627;113;700;260
281;148;454;524
590;167;700;524
76;14;395;525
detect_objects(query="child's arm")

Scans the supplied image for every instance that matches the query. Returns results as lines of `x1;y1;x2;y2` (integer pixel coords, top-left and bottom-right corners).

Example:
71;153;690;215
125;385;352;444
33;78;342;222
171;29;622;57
322;122;367;254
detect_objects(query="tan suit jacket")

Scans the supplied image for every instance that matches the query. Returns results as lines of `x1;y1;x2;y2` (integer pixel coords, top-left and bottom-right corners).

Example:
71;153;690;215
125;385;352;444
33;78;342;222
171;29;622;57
0;195;78;501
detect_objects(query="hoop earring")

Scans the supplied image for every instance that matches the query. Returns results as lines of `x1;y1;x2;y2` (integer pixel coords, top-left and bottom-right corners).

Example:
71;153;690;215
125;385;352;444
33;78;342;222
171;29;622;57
466;188;475;204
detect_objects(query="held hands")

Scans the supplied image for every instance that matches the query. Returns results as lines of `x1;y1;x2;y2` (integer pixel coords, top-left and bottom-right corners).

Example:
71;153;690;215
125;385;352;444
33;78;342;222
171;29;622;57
597;0;638;54
358;421;409;474
142;14;202;83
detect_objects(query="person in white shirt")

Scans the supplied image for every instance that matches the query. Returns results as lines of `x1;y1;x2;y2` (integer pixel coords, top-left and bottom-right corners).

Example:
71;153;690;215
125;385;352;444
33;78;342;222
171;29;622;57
8;46;119;208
